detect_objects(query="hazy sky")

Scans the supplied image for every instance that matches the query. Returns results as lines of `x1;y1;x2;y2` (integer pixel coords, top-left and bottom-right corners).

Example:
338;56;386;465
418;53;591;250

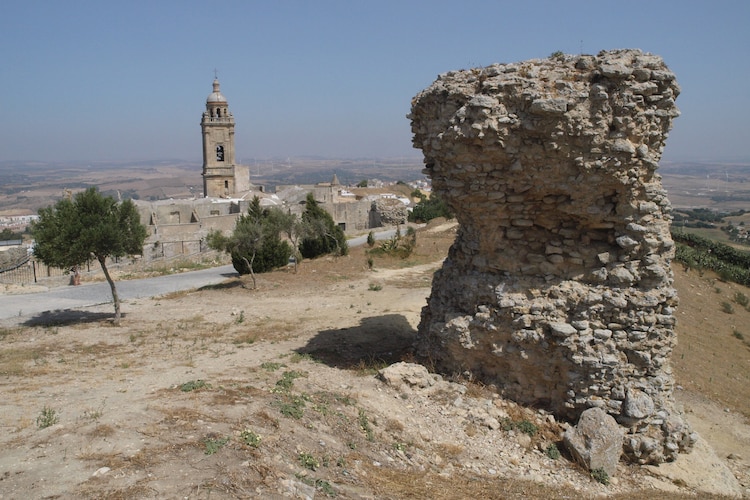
1;1;748;164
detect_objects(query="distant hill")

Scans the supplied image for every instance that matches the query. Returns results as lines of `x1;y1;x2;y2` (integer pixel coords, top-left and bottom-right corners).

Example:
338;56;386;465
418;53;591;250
0;158;425;213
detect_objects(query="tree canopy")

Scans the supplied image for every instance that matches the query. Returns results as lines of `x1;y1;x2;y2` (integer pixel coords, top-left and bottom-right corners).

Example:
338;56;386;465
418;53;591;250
408;192;454;223
31;187;148;324
299;193;348;259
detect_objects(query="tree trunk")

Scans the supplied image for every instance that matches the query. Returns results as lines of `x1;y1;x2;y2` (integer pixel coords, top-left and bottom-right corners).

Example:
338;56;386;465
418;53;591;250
241;254;256;289
98;255;121;324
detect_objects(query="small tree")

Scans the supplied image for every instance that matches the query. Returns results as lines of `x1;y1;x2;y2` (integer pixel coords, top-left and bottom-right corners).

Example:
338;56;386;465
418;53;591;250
299;193;348;259
31;187;147;324
207;196;291;288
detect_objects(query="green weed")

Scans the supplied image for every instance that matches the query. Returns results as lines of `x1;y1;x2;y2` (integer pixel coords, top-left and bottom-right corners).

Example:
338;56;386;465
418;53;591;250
591;467;609;485
358;408;374;441
545;443;561;460
180;379;209;392
37;406;60;429
240;429;262;448
204;436;229;455
298;452;319;470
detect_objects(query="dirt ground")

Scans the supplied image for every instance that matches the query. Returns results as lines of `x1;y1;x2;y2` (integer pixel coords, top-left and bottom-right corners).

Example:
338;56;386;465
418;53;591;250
0;221;748;499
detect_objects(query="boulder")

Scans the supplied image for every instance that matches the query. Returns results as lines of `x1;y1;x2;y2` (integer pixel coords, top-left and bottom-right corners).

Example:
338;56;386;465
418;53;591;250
563;407;623;477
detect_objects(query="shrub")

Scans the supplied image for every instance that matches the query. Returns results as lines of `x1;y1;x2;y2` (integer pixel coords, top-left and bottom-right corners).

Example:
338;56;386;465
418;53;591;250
733;291;749;307
673;230;750;286
368;226;416;259
408;193;453;223
231;236;291;274
515;420;538;436
550;50;565;61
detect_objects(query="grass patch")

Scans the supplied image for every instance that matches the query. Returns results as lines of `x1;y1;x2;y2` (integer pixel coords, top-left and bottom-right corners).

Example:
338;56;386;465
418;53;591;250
498;417;538;436
232;333;256;345
0;347;41;376
352;355;390;376
277;395;307;419
180;379;210;392
273;370;306;393
290;352;318;364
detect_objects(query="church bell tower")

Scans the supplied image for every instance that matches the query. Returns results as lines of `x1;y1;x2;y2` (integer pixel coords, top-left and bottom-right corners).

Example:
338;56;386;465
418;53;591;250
201;78;238;197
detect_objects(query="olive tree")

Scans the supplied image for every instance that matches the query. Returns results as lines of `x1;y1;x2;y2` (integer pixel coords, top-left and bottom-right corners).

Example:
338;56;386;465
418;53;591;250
31;187;148;324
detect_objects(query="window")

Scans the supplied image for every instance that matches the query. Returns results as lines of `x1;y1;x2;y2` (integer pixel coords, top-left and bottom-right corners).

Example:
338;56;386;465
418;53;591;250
216;145;224;162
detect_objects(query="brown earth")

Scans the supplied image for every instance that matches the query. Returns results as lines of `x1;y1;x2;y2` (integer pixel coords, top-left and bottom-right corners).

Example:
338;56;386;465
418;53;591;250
0;221;748;499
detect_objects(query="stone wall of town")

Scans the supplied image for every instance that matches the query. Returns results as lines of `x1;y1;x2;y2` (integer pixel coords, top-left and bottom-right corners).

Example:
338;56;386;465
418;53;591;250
409;49;694;464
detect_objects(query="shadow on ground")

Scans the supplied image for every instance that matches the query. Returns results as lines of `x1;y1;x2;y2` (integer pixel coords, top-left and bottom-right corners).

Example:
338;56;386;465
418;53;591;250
23;310;120;327
297;314;417;369
198;279;244;291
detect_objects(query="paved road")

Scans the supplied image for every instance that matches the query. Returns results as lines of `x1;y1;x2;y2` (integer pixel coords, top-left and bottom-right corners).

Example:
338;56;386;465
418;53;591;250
0;265;238;321
0;226;418;322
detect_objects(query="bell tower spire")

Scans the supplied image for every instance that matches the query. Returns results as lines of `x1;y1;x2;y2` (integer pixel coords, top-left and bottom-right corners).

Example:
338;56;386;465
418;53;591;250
201;76;238;197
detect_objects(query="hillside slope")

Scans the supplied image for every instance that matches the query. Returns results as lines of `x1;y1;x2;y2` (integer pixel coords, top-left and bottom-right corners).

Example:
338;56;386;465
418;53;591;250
0;223;747;498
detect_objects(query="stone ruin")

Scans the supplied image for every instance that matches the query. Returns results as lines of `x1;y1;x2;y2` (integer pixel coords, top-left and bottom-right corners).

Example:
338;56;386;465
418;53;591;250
409;49;695;464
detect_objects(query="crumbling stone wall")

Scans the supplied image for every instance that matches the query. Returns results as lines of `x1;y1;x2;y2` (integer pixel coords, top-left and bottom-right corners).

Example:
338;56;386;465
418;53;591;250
409;49;694;464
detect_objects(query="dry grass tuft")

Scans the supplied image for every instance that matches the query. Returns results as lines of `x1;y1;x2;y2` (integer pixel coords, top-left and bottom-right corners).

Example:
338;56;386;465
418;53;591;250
435;442;464;459
385;418;405;433
89;424;116;438
253;409;280;429
209;383;265;406
76;481;158;500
